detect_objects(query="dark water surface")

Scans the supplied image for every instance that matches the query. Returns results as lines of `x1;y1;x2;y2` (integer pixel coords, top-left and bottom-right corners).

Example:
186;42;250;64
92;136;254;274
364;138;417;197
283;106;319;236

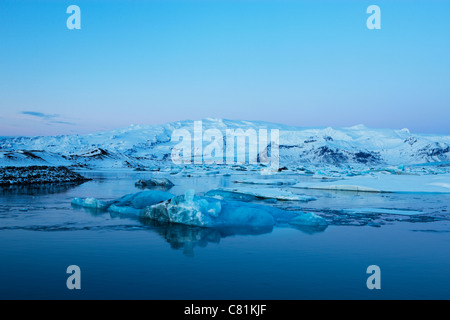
0;170;449;299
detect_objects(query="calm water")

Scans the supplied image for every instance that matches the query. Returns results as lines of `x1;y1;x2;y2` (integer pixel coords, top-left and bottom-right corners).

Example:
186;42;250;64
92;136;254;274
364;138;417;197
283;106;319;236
0;170;449;299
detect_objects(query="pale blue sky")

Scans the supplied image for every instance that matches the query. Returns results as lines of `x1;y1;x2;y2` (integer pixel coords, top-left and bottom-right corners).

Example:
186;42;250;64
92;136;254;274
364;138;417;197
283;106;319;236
0;0;449;136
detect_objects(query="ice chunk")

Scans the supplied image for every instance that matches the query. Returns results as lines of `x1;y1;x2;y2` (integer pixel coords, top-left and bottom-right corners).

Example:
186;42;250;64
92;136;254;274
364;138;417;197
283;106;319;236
184;189;195;202
112;190;174;209
143;190;287;228
144;193;223;227
208;187;316;201
71;190;174;216
428;182;450;189
312;174;341;180
71;197;109;210
205;189;260;202
293;173;450;193
135;178;174;188
205;170;220;175
217;201;277;227
108;204;143;216
144;190;324;228
233;178;298;186
297;184;382;193
289;212;327;226
342;208;424;216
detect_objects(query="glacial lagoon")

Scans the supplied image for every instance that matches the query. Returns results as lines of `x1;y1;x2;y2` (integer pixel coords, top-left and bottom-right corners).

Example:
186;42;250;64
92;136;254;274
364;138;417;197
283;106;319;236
0;170;449;299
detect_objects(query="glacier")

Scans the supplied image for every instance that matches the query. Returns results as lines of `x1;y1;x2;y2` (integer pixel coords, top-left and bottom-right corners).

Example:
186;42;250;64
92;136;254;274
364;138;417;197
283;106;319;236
1;118;450;170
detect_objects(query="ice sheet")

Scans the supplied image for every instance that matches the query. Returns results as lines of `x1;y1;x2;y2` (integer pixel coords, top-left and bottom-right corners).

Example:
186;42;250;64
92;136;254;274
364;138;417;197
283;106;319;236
292;173;450;193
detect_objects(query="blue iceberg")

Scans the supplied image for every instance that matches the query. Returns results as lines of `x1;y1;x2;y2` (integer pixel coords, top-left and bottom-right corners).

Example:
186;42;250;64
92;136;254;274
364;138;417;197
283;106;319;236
72;189;327;229
71;190;174;216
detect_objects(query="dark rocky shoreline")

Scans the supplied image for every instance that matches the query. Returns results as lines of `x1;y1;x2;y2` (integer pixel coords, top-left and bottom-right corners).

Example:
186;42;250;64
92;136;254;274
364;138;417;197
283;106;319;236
0;166;91;186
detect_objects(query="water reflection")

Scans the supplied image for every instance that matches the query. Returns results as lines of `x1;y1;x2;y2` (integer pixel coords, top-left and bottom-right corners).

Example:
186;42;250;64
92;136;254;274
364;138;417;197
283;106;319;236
138;219;274;257
288;224;328;234
134;185;174;192
0;181;87;196
76;205;328;256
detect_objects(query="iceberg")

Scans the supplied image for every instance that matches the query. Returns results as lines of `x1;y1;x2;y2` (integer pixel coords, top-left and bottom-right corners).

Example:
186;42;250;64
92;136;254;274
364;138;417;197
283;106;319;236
205;189;262;202
289;212;328;226
112;190;174;209
145;190;327;227
144;189;221;226
206;187;316;201
135;178;174;188
144;189;276;228
71;197;109;210
71;190;174;216
71;189;327;229
108;204;143;216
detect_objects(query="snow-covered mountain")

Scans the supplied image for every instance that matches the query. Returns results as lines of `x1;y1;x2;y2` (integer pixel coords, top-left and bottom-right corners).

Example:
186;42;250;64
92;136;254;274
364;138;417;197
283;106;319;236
1;118;449;169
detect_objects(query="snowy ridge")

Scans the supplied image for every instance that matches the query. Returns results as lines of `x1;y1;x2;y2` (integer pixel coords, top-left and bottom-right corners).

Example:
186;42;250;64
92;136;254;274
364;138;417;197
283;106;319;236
1;118;450;168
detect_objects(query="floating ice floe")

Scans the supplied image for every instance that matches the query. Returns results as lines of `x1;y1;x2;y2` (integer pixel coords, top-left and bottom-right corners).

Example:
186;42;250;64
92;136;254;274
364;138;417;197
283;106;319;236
341;208;424;216
205;189;262;202
71;197;109;210
206;187;316;201
293;173;450;194
312;171;342;180
135;178;174;188
205;170;220;175
233;178;297;186
295;184;382;193
288;212;328;226
71;189;326;228
72;190;174;215
428;182;450;189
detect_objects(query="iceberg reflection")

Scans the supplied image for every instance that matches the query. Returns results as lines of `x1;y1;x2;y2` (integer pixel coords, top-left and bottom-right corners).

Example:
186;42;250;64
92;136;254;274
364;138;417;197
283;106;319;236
139;218;274;256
